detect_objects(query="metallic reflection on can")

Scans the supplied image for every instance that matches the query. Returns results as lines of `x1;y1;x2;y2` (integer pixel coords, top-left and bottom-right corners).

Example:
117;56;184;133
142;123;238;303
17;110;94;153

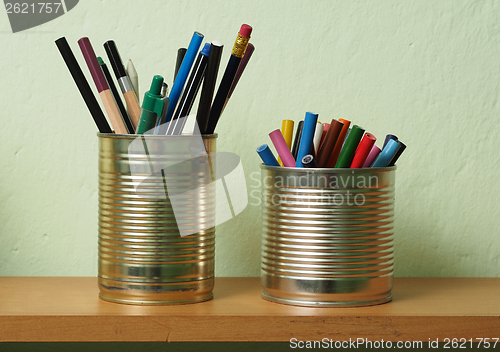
98;133;216;305
261;165;395;307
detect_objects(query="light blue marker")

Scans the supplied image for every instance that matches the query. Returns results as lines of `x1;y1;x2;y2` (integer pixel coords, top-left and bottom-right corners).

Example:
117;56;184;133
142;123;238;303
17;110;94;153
155;31;204;134
295;112;318;167
257;144;280;166
372;139;401;167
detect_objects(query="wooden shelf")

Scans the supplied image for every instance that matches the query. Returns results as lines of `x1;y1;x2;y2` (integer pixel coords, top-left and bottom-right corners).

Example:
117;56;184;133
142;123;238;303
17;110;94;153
0;277;499;342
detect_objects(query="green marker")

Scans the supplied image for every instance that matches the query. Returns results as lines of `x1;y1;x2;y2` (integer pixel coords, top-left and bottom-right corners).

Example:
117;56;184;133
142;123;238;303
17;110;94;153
136;75;166;135
335;125;365;168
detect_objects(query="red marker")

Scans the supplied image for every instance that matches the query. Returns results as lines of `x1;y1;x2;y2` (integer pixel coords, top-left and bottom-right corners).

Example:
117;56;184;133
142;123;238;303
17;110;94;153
350;133;376;168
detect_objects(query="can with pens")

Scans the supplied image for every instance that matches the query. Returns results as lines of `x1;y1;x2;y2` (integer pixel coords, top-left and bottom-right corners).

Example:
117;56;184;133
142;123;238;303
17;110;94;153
98;132;217;305
260;165;396;307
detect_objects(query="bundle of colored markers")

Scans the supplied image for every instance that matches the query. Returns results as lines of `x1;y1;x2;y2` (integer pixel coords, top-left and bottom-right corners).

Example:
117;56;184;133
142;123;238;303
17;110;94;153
257;112;406;168
55;24;254;135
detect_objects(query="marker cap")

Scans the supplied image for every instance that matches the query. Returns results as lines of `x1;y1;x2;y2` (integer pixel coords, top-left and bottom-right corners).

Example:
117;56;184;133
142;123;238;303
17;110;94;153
201;43;211;56
142;75;165;117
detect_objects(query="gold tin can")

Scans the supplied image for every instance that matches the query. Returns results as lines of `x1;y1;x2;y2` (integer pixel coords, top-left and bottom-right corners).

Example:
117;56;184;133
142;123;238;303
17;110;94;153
260;165;395;307
98;133;217;305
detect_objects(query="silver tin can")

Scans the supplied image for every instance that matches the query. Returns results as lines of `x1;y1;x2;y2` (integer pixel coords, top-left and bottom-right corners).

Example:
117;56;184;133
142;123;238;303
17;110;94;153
98;133;217;305
260;165;395;307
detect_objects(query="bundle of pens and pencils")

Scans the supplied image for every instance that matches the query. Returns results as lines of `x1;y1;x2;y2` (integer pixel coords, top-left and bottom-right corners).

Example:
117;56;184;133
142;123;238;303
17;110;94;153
55;24;254;135
257;112;406;168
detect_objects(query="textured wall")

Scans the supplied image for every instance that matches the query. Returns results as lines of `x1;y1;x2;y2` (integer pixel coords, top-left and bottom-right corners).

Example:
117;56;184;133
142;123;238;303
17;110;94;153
0;0;499;277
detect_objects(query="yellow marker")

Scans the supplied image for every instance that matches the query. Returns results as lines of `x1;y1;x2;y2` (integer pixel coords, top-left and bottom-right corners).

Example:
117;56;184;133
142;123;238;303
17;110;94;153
278;119;295;166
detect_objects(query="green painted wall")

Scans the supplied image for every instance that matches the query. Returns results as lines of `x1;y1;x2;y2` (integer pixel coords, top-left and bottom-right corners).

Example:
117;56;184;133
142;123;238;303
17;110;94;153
0;0;498;277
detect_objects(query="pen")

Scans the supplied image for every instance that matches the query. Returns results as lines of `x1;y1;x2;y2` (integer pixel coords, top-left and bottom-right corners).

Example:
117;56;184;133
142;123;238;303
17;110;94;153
55;37;112;133
104;40;142;129
291;120;304;160
168;43;210;135
174;48;187;82
78;37;128;134
126;59;139;100
136;75;166;135
197;41;223;134
157;32;204;134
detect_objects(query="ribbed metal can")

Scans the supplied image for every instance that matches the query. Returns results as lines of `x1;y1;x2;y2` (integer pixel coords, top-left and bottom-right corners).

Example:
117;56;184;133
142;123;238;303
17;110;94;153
260;165;396;307
98;133;217;305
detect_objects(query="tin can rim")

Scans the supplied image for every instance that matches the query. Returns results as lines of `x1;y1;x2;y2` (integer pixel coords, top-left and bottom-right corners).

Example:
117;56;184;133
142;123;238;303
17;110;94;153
97;132;218;140
260;164;396;173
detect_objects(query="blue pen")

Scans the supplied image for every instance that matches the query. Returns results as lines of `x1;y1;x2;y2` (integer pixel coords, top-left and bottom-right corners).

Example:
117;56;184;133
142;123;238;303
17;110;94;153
257;144;280;166
295;112;319;167
372;139;401;167
383;134;398;149
155;31;204;134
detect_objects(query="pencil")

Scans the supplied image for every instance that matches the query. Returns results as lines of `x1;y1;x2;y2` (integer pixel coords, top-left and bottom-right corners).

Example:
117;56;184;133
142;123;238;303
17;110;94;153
78;37;127;134
97;56;134;134
104;40;142;129
205;24;252;134
55;37;112;133
225;42;255;106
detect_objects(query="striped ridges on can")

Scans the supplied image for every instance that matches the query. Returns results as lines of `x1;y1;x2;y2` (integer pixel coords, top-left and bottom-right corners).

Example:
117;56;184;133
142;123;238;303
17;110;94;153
260;166;395;307
97;133;217;305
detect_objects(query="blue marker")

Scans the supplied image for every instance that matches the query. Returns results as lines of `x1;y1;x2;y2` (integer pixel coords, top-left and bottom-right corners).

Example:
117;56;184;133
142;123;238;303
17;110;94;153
295;112;318;167
372;139;401;167
388;141;406;166
257;144;280;166
155;31;204;134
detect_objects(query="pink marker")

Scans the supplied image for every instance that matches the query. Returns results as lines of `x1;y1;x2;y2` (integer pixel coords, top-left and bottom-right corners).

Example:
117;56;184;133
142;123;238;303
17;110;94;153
269;129;296;167
362;145;382;167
